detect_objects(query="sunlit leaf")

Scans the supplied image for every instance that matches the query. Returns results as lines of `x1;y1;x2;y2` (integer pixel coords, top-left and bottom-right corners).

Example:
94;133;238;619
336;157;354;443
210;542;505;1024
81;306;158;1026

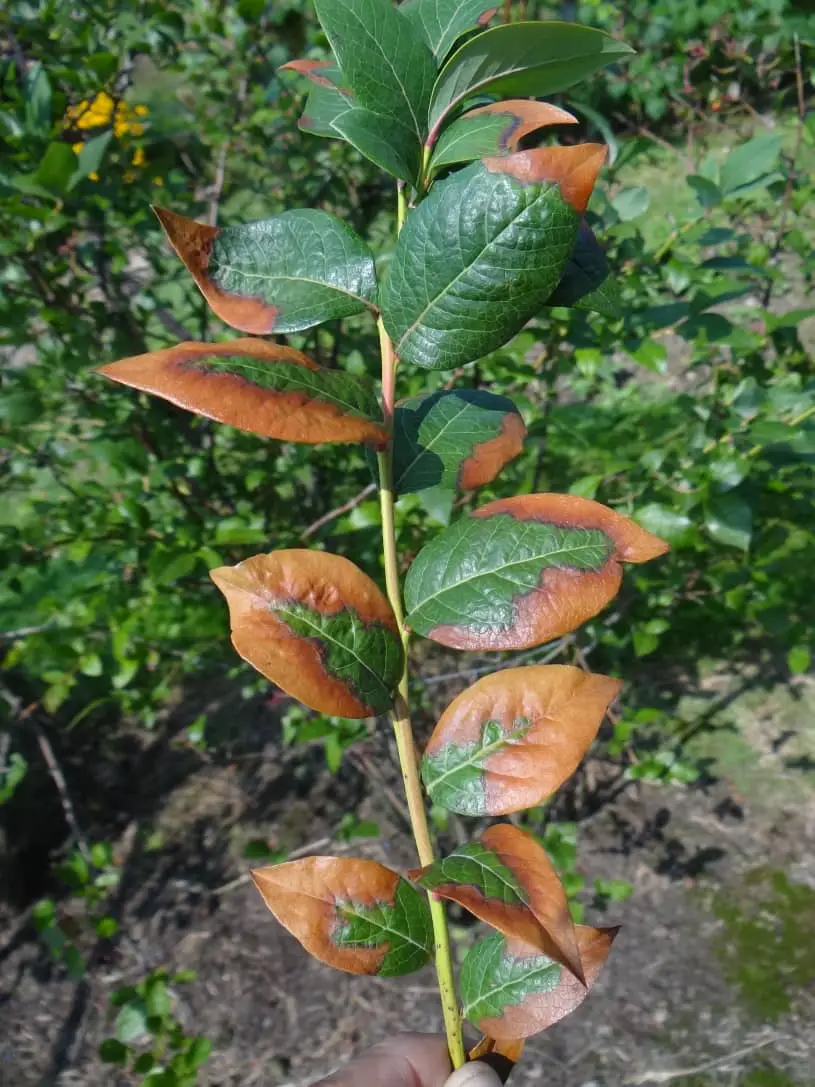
705;494;752;551
210;550;404;717
404;493;669;650
421;665;621;814
393;389;526;494
410;823;583;980
97;339;388;445
461;925;619;1039
154;206;377;335
428;22;634;137
400;0;497;60
380;146;606;370
429;100;576;174
546;221;622;317
252;857;432;976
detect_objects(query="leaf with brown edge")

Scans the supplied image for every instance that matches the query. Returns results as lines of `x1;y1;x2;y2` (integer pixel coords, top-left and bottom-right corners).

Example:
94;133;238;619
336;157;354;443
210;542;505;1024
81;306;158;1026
404;493;669;650
251;857;433;976
153;206;377;335
279;58;345;89
468;1035;524;1084
461;925;619;1040
429;100;577;175
420;665;621;815
97;339;388;446
210;551;404;718
410;823;583;982
482;143;607;214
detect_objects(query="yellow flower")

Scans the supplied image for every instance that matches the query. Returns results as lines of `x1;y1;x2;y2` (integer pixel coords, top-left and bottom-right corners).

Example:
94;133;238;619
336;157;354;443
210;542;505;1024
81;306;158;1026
131;147;146;167
89;172;100;182
71;141;83;153
152;176;164;187
66;90;115;130
134;104;149;117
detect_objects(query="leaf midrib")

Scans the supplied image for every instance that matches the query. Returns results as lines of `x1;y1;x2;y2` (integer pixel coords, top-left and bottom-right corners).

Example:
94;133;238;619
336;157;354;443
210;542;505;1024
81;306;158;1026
337;902;429;953
463;952;559;1018
203;358;376;420
427;722;531;793
211;263;373;309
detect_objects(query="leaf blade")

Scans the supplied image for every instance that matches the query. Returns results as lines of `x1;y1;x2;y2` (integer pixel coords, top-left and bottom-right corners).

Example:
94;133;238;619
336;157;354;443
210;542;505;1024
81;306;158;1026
404;494;669;650
154;206;377;335
400;0;498;60
97;339;388;445
421;664;621;814
545;221;622;317
210;550;404;717
252;857;432;976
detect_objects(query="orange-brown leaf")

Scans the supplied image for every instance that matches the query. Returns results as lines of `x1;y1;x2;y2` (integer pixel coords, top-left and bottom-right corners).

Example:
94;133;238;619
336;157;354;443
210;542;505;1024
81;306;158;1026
483;144;607;213
97;339;388;445
210;551;403;717
468;1035;525;1083
422;665;622;815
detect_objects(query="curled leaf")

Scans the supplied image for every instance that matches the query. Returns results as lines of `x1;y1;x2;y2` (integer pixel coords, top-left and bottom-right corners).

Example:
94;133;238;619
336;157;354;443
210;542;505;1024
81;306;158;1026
468;1035;524;1083
154;206;377;334
461;926;619;1039
404;493;669;650
210;551;404;717
420;665;620;815
393;389;526;494
252;857;432;976
97;339;388;445
410;823;583;981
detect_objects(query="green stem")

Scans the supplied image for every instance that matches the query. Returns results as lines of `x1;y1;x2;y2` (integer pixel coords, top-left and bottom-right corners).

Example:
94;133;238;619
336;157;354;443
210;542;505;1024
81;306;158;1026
376;314;465;1069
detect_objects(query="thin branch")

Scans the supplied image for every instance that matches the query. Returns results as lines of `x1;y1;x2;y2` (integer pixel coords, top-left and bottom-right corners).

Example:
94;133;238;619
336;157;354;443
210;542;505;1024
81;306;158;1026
624;1035;780;1084
32;715;92;864
300;483;376;539
421;637;570;687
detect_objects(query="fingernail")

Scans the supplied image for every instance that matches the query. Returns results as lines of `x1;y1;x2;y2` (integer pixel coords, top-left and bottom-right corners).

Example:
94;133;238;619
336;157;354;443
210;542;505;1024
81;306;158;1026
446;1061;504;1087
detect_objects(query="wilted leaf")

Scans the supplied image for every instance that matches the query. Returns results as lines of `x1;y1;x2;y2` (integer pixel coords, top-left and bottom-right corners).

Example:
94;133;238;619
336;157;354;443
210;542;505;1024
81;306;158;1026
252;857;432;976
400;0;497;60
380;146;606;370
428;22;633;136
98;339;388;445
154;207;377;335
393;389;525;494
545;221;621;318
429;100;576;174
468;1034;524;1074
210;551;404;717
461;925;619;1039
404;493;669;650
410;823;583;980
420;664;621;814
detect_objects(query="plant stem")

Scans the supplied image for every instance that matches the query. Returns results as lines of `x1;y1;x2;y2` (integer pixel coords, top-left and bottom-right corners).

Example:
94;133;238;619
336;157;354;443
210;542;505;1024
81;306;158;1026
376;318;465;1069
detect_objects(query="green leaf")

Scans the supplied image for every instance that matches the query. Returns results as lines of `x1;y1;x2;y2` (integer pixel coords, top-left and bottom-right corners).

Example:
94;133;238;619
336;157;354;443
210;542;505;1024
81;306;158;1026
34;143;78;195
545;222;621;318
705;494;752;551
400;0;497;60
331;107;423;184
428;21;634;135
393;389;526;493
787;646;811;675
314;0;436;151
211;550;404;717
634;503;692;546
99;339;389;446
688;174;721;208
429;100;576;175
115;1003;149;1044
155;207;377;335
334;878;433;976
99;1039;129;1065
380;148;606;369
610;185;649;221
25;63;52;133
69;131;113;188
404;493;668;650
719;133;782;197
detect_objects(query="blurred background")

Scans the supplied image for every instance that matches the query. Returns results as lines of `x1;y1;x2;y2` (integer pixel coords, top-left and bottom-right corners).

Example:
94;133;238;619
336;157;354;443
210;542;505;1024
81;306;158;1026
1;1;814;1084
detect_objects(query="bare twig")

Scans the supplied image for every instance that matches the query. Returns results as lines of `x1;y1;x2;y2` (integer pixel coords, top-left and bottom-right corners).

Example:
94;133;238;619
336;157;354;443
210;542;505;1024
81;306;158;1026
32;716;92;864
624;1035;780;1084
421;637;571;687
208;73;248;225
301;483;376;539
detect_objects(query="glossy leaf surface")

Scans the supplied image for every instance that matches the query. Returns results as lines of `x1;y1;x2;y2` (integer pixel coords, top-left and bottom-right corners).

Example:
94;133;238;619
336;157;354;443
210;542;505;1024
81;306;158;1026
97;339;388;446
410;824;582;980
429;100;576;174
421;665;621;814
428;22;634;134
314;0;436;149
252;857;432;976
393;389;525;494
400;0;497;60
210;551;403;717
404;494;669;649
546;221;622;317
461;926;619;1039
381;147;606;369
154;207;376;335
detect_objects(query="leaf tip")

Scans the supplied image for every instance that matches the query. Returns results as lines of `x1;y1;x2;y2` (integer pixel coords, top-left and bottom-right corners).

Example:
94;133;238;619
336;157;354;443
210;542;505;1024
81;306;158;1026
484;144;608;213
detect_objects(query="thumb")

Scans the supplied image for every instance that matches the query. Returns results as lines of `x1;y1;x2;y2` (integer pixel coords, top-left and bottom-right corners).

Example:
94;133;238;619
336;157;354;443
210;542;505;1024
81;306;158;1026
445;1062;504;1087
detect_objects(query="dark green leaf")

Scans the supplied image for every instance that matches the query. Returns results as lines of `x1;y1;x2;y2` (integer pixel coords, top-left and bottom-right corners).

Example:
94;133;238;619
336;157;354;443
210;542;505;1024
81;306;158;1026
400;0;497;60
688;174;721;208
69;131;113;188
25;63;52;133
705;494;752;551
34;143;78;195
99;1039;128;1065
545;222;621;317
428;21;633;136
331;107;422;183
393;389;526;493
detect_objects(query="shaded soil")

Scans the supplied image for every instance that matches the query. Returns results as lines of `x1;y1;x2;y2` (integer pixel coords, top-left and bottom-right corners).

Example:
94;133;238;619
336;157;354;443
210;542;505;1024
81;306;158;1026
2;668;815;1087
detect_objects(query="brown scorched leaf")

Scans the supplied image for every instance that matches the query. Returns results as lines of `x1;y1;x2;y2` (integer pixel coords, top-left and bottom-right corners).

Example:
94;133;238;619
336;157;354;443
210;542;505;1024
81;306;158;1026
210;551;404;717
97;338;388;445
410;823;583;982
252;856;432;976
421;664;622;815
